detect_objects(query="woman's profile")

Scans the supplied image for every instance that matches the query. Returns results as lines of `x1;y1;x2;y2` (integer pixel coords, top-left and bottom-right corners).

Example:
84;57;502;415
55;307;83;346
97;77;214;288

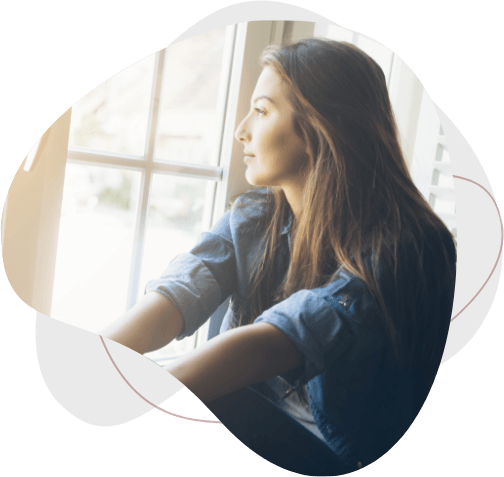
101;38;456;475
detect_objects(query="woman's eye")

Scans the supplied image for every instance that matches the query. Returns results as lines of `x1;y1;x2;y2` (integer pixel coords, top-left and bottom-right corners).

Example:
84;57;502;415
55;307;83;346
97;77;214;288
254;108;266;116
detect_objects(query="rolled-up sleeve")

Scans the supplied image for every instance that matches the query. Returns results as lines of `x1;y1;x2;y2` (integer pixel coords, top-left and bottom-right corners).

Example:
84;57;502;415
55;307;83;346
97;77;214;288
254;285;356;387
145;212;237;340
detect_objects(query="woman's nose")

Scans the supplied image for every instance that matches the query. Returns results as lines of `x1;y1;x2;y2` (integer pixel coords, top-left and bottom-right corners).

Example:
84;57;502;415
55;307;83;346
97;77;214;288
235;117;250;143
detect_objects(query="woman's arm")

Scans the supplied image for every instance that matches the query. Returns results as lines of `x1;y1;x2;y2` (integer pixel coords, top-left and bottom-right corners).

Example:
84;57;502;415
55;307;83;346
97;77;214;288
100;291;184;355
163;322;305;403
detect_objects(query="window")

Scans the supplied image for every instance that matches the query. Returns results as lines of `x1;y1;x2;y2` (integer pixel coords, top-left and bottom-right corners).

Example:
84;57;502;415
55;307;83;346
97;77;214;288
51;25;233;359
48;21;284;361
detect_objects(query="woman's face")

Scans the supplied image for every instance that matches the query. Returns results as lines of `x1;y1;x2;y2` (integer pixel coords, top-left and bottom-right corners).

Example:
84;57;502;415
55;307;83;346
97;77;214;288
235;66;309;190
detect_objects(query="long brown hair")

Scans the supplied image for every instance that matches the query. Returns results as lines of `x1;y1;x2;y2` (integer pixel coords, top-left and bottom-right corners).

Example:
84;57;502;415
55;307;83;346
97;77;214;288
237;39;456;379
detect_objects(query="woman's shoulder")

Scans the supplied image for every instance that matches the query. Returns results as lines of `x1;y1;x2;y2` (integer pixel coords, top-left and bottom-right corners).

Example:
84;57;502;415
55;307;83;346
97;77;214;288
206;188;275;245
229;187;275;227
315;220;456;316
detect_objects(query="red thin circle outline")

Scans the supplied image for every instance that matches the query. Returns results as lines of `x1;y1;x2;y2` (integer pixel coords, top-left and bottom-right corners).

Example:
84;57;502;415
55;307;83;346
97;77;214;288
100;176;502;421
451;176;503;321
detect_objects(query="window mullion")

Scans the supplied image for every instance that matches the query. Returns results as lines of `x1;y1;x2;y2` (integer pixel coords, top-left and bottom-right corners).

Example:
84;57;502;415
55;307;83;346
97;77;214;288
67;147;222;180
126;50;166;310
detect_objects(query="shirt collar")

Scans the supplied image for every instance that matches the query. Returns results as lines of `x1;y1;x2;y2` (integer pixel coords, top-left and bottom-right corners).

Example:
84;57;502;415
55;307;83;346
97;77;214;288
280;207;294;252
280;206;294;236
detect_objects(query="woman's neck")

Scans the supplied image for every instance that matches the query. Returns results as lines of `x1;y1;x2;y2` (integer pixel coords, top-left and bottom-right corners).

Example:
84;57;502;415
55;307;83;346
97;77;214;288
282;185;304;221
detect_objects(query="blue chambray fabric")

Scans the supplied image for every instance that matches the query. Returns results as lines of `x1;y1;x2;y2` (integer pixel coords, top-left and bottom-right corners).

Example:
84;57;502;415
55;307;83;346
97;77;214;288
145;188;444;471
145;188;277;340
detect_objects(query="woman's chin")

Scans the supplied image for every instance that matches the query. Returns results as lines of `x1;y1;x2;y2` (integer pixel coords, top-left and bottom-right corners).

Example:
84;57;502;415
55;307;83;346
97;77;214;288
245;167;274;188
245;170;260;186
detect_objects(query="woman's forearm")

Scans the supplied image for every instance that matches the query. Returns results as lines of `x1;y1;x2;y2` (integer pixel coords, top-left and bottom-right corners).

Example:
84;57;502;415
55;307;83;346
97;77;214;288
100;292;184;355
163;322;304;403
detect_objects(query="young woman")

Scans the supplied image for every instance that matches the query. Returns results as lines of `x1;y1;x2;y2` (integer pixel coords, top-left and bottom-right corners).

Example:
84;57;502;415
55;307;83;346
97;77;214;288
102;38;456;474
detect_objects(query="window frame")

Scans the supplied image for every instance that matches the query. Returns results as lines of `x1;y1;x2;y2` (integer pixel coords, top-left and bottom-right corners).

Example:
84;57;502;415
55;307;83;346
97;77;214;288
65;24;237;314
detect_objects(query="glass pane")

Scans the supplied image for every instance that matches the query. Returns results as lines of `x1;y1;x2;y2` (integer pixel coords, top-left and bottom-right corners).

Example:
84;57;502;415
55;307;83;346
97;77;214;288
155;27;228;166
69;54;155;156
437;172;454;188
439;146;450;163
314;23;393;84
141;173;215;359
432;196;456;215
51;163;141;332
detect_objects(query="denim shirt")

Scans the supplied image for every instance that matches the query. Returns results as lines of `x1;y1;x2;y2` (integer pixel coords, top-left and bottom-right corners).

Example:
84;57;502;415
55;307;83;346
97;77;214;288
145;188;446;471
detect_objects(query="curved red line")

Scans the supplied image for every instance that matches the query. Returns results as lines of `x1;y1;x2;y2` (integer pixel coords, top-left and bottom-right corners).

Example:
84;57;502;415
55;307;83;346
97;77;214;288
451;176;503;321
99;336;221;424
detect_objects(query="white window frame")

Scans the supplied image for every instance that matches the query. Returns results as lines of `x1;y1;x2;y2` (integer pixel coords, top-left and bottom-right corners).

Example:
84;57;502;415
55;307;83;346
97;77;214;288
66;25;236;313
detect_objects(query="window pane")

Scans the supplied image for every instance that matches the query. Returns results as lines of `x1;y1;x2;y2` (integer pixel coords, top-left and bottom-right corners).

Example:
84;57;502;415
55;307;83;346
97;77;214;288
51;163;141;332
437;171;454;188
432;196;456;215
442;148;450;163
68;54;155;156
155;27;228;166
314;23;393;84
140;173;215;359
